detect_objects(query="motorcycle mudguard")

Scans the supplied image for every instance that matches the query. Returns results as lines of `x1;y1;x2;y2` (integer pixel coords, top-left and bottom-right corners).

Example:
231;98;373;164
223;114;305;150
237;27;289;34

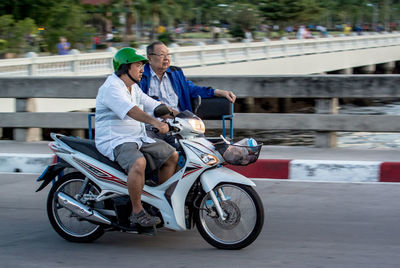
200;166;256;193
35;162;71;192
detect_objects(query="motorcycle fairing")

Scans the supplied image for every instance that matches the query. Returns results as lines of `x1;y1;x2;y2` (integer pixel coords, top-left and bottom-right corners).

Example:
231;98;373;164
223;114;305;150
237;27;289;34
200;166;256;193
165;139;218;230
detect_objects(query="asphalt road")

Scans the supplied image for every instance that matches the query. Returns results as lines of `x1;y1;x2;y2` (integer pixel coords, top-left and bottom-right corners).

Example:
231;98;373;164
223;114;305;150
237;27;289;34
1;174;400;268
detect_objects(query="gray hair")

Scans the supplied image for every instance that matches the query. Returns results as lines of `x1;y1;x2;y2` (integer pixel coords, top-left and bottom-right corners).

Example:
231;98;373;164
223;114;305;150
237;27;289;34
146;41;166;56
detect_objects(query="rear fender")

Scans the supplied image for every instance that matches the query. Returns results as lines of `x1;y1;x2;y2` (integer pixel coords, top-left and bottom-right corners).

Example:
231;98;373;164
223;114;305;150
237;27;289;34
36;161;71;192
200;166;255;193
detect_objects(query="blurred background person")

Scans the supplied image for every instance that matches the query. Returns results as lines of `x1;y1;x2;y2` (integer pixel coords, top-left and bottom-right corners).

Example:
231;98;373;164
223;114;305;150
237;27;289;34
296;25;306;39
56;36;70;55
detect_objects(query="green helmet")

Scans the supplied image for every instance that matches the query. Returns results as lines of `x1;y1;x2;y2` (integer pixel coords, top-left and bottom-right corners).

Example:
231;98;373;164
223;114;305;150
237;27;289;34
113;47;148;71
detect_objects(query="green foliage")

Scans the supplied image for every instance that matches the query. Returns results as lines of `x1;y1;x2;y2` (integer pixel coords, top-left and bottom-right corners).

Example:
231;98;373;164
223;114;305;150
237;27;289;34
233;3;260;30
0;39;7;53
1;0;399;54
259;0;323;25
229;25;244;39
95;43;108;49
15;18;37;51
129;40;139;48
111;35;123;43
0;15;14;41
197;0;227;25
43;2;95;54
158;31;174;45
0;15;37;54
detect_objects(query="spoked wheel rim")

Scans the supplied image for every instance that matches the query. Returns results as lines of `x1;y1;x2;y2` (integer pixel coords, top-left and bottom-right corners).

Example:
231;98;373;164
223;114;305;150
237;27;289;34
52;178;101;237
198;184;257;245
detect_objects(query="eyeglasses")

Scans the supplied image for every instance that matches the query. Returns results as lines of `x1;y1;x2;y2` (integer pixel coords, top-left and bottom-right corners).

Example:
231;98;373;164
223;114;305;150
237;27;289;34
133;63;145;70
149;53;171;58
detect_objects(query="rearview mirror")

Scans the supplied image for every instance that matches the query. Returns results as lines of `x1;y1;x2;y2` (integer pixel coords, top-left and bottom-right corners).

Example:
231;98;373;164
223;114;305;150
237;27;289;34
192;95;202;115
154;104;172;118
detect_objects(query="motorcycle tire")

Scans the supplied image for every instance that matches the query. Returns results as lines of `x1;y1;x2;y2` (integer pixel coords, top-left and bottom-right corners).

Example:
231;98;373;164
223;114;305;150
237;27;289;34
47;172;105;243
194;183;264;250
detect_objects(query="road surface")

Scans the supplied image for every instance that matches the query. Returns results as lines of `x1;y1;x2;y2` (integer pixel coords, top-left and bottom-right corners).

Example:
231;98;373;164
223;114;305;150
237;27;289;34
1;174;399;268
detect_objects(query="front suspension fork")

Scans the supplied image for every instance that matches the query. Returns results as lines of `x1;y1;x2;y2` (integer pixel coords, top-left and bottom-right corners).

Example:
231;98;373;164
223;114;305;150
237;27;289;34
208;190;227;221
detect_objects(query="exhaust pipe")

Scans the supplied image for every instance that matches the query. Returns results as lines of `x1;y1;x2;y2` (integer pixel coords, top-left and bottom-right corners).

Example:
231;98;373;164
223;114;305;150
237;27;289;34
57;192;112;225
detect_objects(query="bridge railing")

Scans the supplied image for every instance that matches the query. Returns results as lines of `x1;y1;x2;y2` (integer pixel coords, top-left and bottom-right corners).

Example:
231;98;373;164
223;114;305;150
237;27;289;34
1;75;400;147
1;33;400;77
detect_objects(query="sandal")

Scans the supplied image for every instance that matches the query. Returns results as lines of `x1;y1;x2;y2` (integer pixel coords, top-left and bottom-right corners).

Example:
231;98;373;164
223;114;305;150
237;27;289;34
130;210;161;227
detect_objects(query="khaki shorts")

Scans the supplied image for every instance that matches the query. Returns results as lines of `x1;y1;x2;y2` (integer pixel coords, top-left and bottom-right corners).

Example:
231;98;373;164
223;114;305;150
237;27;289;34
113;139;175;174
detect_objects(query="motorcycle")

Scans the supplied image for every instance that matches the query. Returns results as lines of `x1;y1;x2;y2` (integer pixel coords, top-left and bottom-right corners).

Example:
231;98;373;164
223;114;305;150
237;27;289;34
36;104;264;250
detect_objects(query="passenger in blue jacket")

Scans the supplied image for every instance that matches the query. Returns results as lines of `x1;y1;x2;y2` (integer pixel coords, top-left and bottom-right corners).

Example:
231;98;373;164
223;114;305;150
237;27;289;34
139;41;236;146
139;41;236;113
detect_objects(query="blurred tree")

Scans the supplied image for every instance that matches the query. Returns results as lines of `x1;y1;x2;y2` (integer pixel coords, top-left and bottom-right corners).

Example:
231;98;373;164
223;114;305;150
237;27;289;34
157;31;173;45
228;3;261;39
44;1;95;53
165;0;189;27
0;15;37;54
0;15;14;42
14;18;37;52
132;0;150;40
318;0;337;29
259;0;322;28
335;0;370;26
124;0;134;35
198;0;225;26
0;15;14;55
1;0;399;54
147;0;166;40
0;0;59;26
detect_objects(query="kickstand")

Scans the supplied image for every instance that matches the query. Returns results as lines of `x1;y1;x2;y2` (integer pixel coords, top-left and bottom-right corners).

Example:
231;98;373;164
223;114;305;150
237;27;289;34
152;225;157;236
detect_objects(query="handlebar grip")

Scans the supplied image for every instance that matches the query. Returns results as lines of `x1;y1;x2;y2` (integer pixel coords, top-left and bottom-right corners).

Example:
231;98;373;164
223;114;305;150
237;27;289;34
151;123;174;134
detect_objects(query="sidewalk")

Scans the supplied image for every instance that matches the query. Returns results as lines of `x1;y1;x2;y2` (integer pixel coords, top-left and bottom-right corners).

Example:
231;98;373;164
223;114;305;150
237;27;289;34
1;140;400;183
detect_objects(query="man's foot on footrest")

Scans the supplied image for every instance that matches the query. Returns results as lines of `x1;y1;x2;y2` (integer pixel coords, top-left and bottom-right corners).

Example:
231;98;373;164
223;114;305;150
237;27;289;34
130;210;161;227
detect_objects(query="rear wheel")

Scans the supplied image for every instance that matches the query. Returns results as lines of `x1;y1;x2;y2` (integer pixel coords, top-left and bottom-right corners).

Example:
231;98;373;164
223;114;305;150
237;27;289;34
194;183;264;250
47;172;105;242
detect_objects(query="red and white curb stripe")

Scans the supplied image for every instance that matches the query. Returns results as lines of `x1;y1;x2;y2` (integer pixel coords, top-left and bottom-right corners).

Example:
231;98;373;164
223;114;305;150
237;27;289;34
2;154;400;183
227;159;400;183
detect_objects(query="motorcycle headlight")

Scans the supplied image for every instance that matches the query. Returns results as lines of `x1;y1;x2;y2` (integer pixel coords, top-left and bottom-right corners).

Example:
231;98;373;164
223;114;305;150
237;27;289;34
200;153;218;166
186;144;219;166
188;119;205;134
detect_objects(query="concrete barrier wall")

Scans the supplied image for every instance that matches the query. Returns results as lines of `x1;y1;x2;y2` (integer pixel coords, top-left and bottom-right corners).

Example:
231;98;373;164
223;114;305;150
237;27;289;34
1;75;400;147
1;75;400;98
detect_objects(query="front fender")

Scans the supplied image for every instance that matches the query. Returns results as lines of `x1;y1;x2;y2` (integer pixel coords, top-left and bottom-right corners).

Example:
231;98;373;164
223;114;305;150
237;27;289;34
200;166;256;193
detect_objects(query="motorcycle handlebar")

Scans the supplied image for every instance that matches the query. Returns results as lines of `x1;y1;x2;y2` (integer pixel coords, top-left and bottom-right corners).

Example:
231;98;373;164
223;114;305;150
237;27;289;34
152;123;179;134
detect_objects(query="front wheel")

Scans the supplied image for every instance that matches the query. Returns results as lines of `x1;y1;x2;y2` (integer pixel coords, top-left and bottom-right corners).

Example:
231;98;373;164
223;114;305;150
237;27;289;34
47;172;105;242
194;183;264;250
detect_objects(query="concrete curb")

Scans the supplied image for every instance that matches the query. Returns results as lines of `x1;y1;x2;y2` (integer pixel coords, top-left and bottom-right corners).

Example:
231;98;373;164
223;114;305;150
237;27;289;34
228;159;400;183
1;153;400;183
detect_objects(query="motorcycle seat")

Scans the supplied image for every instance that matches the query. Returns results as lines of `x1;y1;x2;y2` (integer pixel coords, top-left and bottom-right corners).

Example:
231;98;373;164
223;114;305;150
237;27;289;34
60;136;125;173
59;136;158;177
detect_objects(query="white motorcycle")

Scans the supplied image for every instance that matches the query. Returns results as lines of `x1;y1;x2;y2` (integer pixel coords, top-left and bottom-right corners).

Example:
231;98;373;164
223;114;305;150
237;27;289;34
36;105;264;250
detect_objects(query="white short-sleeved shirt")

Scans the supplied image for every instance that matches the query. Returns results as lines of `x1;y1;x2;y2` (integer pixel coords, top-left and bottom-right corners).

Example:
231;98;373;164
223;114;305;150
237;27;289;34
95;74;160;160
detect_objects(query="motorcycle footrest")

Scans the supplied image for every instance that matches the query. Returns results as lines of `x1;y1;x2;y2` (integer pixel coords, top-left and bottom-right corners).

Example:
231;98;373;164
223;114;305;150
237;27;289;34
124;225;157;236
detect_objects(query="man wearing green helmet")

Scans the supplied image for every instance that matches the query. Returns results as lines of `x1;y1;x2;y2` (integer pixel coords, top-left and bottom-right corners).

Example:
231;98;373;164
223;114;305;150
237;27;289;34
95;47;179;228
